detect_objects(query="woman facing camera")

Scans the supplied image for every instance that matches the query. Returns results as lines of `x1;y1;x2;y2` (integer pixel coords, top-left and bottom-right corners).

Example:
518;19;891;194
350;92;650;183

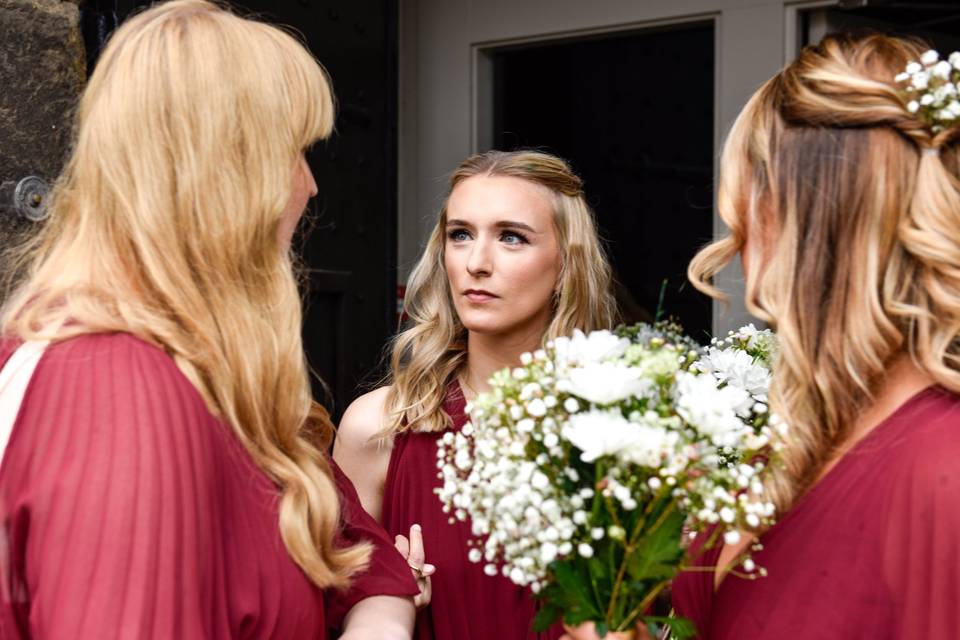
672;33;960;638
0;2;416;638
334;150;617;639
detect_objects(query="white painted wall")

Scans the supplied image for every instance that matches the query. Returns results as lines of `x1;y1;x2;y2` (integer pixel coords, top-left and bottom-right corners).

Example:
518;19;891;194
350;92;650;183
398;0;839;334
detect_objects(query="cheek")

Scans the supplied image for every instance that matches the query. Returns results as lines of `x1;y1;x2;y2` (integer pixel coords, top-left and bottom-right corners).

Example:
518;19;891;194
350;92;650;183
503;248;560;294
443;248;460;281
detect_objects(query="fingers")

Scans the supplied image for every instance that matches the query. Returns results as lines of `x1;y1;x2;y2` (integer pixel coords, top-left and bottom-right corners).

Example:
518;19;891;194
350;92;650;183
398;523;433;609
394;534;409;558
413;574;432;609
407;523;425;568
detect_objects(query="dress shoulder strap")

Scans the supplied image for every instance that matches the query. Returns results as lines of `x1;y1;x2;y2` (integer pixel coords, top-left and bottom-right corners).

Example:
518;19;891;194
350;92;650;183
0;340;48;461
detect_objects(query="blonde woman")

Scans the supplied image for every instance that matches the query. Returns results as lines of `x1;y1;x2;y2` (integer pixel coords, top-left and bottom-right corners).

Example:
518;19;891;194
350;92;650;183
0;2;417;638
334;150;617;639
669;33;960;638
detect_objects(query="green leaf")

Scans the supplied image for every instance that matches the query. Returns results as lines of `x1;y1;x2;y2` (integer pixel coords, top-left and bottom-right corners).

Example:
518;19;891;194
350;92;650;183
626;508;685;582
563;608;598;627
643;615;698;640
626;561;678;583
532;603;562;632
595;621;609;638
666;617;698;640
587;555;611;590
553;561;602;618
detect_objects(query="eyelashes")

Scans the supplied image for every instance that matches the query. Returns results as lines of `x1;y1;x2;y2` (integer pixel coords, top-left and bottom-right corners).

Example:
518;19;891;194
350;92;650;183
446;228;530;245
500;230;529;245
447;228;472;242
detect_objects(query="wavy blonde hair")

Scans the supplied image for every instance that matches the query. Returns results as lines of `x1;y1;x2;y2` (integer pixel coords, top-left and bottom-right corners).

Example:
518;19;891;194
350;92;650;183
384;150;617;434
689;33;960;513
1;0;369;588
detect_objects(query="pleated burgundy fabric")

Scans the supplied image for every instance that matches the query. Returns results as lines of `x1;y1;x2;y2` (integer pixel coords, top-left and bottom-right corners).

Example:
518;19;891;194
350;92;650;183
381;381;565;640
0;332;417;639
671;386;960;639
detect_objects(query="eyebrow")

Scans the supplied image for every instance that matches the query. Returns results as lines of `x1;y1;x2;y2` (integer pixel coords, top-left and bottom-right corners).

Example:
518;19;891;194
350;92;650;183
446;218;538;233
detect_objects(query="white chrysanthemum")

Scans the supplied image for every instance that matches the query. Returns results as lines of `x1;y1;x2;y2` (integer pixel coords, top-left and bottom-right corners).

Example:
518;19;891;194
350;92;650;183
561;409;669;467
562;362;651;405
553;329;630;366
696;348;771;398
674;372;752;446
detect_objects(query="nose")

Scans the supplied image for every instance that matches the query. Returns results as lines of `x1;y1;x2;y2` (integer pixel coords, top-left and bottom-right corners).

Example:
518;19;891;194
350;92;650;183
466;236;492;277
305;160;318;198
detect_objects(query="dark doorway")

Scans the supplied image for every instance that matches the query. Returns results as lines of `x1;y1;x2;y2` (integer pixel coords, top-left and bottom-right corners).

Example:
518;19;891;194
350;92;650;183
802;4;960;52
82;0;399;418
493;22;715;341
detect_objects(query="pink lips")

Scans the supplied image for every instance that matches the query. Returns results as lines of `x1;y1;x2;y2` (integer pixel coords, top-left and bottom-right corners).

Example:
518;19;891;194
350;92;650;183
464;289;498;303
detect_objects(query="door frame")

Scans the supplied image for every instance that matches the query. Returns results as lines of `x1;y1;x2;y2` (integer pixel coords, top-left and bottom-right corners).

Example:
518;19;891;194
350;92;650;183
398;0;843;335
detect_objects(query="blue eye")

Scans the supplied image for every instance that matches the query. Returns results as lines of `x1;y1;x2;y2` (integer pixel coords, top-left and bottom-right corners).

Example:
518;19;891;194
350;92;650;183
501;231;529;245
447;228;472;242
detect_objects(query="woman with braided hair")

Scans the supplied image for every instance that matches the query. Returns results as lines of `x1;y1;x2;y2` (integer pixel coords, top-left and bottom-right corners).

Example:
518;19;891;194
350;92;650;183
671;33;960;638
334;149;617;639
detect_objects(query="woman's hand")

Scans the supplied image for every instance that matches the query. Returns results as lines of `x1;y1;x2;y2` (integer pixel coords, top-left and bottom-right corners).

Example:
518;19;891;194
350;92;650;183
394;523;435;609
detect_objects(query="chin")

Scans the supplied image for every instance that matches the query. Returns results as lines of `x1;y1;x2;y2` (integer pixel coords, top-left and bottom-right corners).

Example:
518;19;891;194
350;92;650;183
459;318;506;335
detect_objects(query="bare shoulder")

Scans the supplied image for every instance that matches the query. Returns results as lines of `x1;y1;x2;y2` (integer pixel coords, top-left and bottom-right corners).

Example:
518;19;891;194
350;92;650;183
334;385;394;520
337;385;392;448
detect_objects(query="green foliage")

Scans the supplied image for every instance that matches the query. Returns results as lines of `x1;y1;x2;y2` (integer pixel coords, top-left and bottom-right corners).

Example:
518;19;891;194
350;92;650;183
626;508;685;583
644;616;698;640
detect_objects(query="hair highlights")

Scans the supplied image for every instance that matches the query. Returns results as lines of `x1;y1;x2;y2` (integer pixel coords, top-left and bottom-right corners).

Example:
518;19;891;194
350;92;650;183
384;150;617;435
1;0;368;587
689;33;960;512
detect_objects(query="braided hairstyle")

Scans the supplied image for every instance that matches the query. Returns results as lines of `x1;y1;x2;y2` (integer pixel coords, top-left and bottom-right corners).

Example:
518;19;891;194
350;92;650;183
688;33;960;512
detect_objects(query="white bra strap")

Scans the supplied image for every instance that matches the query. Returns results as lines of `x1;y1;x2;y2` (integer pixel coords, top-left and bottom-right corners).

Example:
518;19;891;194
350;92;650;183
0;340;49;461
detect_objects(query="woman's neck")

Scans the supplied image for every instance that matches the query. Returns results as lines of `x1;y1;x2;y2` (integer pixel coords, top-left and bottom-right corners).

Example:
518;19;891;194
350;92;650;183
460;327;544;399
820;353;936;478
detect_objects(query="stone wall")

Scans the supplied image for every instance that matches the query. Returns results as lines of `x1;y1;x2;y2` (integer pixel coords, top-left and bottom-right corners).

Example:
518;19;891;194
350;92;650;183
0;0;85;252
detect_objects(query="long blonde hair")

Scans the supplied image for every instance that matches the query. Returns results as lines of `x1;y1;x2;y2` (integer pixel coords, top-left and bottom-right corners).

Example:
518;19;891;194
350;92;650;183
385;150;617;434
689;33;960;513
1;0;369;588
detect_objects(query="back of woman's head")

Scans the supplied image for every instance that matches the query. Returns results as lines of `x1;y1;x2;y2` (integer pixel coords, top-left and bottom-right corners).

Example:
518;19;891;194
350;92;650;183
689;33;960;510
385;149;616;434
2;0;368;588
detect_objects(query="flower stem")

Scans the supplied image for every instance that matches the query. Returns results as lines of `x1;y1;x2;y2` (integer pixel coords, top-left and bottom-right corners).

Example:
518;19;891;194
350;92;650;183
617;580;669;631
606;499;677;627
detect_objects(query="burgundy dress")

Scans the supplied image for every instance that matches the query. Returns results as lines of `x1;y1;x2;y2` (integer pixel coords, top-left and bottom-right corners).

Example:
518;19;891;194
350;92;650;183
671;386;960;639
0;333;417;639
382;381;564;640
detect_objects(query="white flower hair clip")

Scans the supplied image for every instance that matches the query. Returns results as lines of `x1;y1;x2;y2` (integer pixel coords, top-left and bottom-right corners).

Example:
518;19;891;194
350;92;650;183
896;49;960;133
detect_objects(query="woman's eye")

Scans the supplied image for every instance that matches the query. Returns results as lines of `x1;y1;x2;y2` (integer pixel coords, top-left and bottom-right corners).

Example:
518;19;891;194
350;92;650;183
447;228;471;242
501;231;528;245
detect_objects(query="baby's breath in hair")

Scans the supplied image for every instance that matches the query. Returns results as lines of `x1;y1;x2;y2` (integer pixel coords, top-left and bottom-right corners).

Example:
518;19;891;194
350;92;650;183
896;49;960;132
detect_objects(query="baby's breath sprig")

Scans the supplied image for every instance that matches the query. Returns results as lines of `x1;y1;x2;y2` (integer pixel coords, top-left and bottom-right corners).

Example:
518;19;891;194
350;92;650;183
896;49;960;133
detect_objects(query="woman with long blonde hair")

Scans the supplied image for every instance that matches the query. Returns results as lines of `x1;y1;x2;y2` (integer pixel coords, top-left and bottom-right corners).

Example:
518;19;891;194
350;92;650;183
334;149;617;639
0;2;417;638
670;33;960;638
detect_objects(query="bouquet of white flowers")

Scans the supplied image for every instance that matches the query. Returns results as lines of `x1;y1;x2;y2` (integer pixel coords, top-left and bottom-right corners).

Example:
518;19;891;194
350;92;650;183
436;323;785;638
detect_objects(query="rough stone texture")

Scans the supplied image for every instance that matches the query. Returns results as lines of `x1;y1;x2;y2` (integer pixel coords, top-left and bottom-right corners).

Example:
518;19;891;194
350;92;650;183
0;0;85;181
0;0;85;256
